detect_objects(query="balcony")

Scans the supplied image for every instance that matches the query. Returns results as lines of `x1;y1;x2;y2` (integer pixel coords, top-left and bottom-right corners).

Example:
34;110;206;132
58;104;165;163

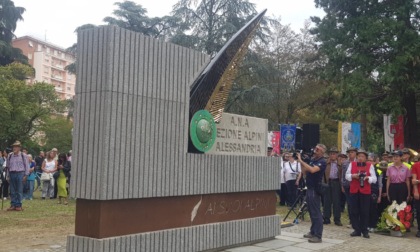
51;64;64;70
55;87;63;92
51;74;65;82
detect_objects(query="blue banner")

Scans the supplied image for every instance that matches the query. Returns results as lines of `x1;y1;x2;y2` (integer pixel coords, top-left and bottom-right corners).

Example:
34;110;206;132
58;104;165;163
350;123;361;148
280;124;296;151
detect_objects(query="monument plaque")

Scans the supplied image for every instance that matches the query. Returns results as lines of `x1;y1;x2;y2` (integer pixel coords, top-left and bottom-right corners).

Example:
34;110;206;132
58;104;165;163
207;113;267;156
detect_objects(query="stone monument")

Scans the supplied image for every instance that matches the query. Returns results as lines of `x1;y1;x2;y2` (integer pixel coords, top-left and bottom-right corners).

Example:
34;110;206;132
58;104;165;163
68;10;281;252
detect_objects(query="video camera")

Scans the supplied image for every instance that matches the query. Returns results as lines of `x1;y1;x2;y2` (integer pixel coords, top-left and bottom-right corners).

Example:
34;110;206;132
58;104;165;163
356;162;367;188
292;149;313;163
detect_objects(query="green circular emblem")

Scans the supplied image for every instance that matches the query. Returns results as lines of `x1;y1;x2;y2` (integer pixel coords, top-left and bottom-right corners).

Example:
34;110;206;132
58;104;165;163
190;110;217;152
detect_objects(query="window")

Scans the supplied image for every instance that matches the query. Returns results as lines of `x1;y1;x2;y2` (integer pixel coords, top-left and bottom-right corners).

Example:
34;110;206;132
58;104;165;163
37;44;42;51
46;47;50;53
28;54;32;60
67;87;71;91
28;41;33;47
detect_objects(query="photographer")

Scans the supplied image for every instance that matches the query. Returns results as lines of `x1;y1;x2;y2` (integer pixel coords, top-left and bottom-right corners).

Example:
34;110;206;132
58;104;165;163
345;149;377;238
297;144;327;243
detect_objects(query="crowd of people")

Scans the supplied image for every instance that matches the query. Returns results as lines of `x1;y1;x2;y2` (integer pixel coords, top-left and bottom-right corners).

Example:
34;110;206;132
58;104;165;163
273;144;420;243
0;141;72;211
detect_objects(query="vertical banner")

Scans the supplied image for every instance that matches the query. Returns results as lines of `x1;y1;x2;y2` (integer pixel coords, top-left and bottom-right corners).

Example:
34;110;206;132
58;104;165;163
384;115;394;152
351;123;361;148
339;121;361;153
267;131;281;155
341;122;351;153
392;115;404;149
280;124;296;151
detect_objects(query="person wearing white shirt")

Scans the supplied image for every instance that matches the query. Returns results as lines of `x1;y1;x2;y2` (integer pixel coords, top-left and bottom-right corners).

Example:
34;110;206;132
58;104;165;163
345;149;377;239
283;155;302;208
279;153;290;206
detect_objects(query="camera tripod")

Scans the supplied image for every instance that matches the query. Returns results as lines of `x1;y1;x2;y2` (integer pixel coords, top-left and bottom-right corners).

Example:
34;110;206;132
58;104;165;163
283;187;308;224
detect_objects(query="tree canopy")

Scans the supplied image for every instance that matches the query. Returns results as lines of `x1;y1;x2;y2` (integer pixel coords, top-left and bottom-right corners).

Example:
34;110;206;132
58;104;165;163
311;0;420;148
0;63;66;149
0;0;27;65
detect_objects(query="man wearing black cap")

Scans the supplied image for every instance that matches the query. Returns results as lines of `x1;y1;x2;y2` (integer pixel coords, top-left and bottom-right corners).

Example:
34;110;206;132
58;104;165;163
297;144;327;243
381;152;390;163
402;148;413;168
346;149;377;238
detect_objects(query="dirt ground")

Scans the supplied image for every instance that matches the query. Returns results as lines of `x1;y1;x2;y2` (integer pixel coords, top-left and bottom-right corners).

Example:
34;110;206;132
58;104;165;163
0;225;70;252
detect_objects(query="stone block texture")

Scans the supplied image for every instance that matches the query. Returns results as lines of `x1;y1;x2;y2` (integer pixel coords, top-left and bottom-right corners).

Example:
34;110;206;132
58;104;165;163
71;26;281;200
67;216;281;252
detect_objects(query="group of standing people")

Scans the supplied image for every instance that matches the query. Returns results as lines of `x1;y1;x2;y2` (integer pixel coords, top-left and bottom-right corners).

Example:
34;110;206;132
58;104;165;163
0;141;71;211
277;144;420;243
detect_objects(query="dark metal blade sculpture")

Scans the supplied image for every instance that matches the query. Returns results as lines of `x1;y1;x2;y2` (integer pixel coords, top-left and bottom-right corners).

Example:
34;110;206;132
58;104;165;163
189;10;267;122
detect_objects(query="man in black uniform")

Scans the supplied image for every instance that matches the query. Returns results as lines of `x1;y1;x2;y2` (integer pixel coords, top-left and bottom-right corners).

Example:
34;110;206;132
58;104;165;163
297;144;327;243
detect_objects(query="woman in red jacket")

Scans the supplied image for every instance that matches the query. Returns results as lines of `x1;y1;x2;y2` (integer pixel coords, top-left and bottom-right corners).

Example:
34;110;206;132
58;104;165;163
345;149;377;238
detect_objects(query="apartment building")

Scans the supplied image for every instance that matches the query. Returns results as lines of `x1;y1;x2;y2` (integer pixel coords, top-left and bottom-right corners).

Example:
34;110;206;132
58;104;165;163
12;36;76;100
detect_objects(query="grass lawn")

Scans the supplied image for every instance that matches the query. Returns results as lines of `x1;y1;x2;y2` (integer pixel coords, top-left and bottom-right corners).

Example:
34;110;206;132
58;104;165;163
0;189;75;251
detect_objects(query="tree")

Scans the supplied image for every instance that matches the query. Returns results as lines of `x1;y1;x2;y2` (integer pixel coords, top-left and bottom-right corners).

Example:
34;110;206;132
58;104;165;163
0;0;27;65
66;1;179;75
171;0;275;55
227;18;325;128
311;0;420;148
64;24;97;75
104;1;179;38
38;116;73;154
0;63;66;149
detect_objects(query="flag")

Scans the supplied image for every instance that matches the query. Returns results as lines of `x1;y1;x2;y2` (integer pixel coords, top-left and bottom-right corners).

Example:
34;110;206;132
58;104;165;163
339;121;361;153
280;124;296;151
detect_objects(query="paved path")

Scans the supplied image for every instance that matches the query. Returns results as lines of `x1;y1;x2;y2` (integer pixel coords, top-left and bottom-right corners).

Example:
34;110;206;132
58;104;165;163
224;220;420;252
4;216;420;251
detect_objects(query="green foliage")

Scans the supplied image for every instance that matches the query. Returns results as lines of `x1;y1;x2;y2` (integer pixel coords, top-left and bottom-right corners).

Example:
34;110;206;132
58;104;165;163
65;24;97;75
104;1;179;38
171;0;276;54
0;0;27;65
226;19;331;133
0;63;66;149
311;0;420;148
39;116;73;154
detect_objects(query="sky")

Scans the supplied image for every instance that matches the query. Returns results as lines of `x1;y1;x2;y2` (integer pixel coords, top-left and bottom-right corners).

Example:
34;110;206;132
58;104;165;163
12;0;325;49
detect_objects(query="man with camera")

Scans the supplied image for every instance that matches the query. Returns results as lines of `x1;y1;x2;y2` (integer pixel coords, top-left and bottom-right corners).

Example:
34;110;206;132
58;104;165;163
345;149;377;238
297;144;327;243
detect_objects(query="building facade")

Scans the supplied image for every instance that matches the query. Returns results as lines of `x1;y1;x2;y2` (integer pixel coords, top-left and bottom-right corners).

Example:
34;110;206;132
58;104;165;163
12;36;76;100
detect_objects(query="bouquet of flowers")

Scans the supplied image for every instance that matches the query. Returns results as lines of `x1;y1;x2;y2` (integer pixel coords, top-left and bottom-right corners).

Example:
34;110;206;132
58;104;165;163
377;201;412;233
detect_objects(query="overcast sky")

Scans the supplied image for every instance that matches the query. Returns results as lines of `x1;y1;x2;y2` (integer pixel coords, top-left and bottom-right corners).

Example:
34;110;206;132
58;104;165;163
13;0;325;49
